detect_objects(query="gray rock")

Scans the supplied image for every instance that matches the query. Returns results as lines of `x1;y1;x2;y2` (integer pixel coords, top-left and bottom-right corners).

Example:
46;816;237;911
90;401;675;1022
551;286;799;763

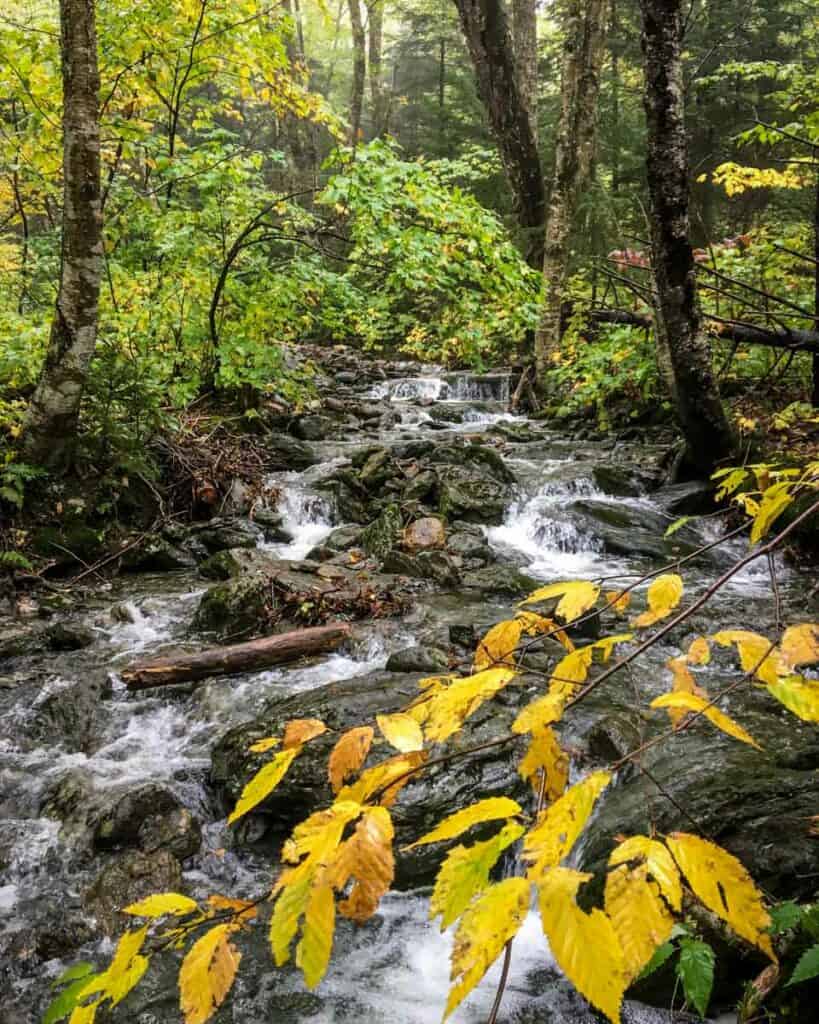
139;807;202;861
30;676;110;754
385;646;449;673
438;467;507;524
461;565;541;597
653;479;716;516
403;469;438;503
122;536;197;572
191;516;263;553
84;849;184;936
359;504;403;561
92;783;186;850
291;414;335;442
266;434;318;470
44;621;95;651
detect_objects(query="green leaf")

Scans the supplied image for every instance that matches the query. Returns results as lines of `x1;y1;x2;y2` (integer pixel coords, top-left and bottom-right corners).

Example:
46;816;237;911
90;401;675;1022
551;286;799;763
787;943;819;986
676;938;715;1018
769;901;804;934
51;962;95;988
637;941;675;981
43;974;98;1024
664;516;692;538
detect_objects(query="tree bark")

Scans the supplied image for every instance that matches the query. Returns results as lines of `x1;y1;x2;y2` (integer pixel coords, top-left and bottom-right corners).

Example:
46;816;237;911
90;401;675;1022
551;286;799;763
813;172;819;406
367;0;387;136
348;0;366;145
121;623;352;690
452;0;545;269
534;0;608;382
21;0;102;469
639;0;736;473
511;0;538;139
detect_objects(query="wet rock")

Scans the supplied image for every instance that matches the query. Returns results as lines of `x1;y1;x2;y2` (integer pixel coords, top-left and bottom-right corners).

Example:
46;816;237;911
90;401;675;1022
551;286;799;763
0;625;39;660
306;525;363;562
193;570;274;635
210;669;529;885
438;468;507;524
359;447;392;488
265;433;318;470
122;535;197;572
92;783;186;850
40;767;96;827
429;405;464;424
84;849;184;936
385;646;449;674
447;529;495;566
139;807;202;861
592;463;658;497
191;516;263;553
570;499;704;562
653;479;716;516
198;546;280;581
461;565;541;597
251;505;292;543
30;676;110;754
44;621;95;651
403;469;438;502
359;504;403;561
382;549;460;586
403;516;445;552
449;623;478;649
291;414;335;442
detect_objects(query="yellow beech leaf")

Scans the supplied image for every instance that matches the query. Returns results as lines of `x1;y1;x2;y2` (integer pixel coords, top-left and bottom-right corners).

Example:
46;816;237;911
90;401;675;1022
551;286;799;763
327;806;394;922
633;574;683;628
538;867;626;1024
295;883;335;988
338;750;427;807
179;924;241;1024
608;836;682;911
523;772;611;880
767;677;819;722
376;712;424;753
606;590;631;615
423;666;517;743
518;725;569;801
123;893;199;918
516;611;575;651
605;863;674;981
687;636;711;665
548;635;633;700
473;618;523;670
228;746;300;824
666;833;775;960
750;490;793;544
78;926;149;1008
512;691;566;734
405;796;522;849
430;822;525;930
206;895;257;924
711;630;786;685
327;726;374;793
519;580;601;623
69;1002;100;1024
779;624;819;670
444;877;531;1019
248;736;279;753
283;718;327;749
651;691;761;749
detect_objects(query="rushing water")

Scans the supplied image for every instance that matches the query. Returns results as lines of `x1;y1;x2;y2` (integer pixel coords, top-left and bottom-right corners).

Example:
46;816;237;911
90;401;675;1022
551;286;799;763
0;365;805;1024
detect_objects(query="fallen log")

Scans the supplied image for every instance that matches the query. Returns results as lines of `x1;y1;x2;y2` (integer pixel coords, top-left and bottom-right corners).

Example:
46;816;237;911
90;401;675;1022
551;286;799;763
120;622;351;691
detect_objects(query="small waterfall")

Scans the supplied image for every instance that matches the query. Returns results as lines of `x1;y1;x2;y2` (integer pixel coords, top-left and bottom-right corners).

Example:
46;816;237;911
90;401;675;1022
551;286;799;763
265;481;334;560
446;373;511;404
389;377;449;402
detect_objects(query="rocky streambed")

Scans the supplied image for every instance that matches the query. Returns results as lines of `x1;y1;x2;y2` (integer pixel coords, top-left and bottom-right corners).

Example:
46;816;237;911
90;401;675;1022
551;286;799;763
1;354;817;1024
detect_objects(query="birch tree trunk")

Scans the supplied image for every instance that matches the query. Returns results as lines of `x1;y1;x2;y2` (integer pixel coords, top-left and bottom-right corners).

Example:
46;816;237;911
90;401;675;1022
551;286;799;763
639;0;736;472
511;0;538;139
21;0;102;469
534;0;608;383
348;0;366;145
452;0;545;269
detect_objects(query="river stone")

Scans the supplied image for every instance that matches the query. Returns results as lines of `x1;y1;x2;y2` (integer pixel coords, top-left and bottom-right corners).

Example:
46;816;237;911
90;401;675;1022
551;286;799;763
385;646;449;673
191;516;263;553
403;468;438;503
437;467;507;524
210;669;530;885
569;499;704;562
461;565;541;597
306;525;363;562
193;571;273;635
139;807;202;860
432;443;516;484
251;505;291;542
447;530;495;566
265;433;318;470
591;463;655;497
30;676;110;754
291;414;335;441
359;447;392;488
403;516;445;552
44;621;95;651
653;479;716;515
92;783;186;850
359;504;402;561
121;535;197;572
84;849;184;936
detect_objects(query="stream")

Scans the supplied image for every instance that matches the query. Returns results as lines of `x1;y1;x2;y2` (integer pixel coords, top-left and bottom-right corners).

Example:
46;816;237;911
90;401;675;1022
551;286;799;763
1;361;815;1024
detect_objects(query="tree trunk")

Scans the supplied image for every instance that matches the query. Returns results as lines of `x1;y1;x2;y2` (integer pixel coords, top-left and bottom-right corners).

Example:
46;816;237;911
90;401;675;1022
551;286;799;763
21;0;102;469
813;172;819;407
348;0;366;145
121;623;352;690
367;0;387;136
534;0;608;383
639;0;736;472
511;0;538;139
283;0;317;178
452;0;545;269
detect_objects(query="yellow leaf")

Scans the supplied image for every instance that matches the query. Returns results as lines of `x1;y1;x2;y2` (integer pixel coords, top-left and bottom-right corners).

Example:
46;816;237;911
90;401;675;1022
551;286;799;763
767;676;819;722
519;580;601;623
516;611;575;651
78;927;149;1008
327;726;374;793
328;805;394;921
666;833;775;960
283;718;327;749
423;667;517;743
537;867;626;1024
605;863;674;981
548;646;594;698
248;736;280;753
295;883;335;988
512;691;566;734
430;822;524;930
69;1002;100;1024
206;895;257;924
518;725;569;801
179;924;241;1024
712;630;786;685
687;636;711;665
376;712;424;753
633;574;683;628
606;590;631;615
779;624;819;670
523;772;611;880
444;877;531;1019
473;618;523;670
651;691;761;749
750;490;793;544
609;836;682;911
338;750;427;806
406;796;522;849
228;747;300;824
123;893;199;918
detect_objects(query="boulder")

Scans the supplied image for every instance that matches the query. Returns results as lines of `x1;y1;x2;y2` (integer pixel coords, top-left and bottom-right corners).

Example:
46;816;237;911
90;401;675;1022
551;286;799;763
191;517;263;553
251;505;292;543
138;807;202;861
569;499;707;562
403;517;445;552
438;467;508;524
591;463;658;497
30;676;110;754
359;504;403;561
385;646;449;674
265;434;318;470
122;536;197;572
44;621;95;651
461;565;541;597
84;849;183;936
291;414;335;442
92;783;186;850
653;479;716;516
306;525;363;562
403;469;438;503
447;530;495;566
